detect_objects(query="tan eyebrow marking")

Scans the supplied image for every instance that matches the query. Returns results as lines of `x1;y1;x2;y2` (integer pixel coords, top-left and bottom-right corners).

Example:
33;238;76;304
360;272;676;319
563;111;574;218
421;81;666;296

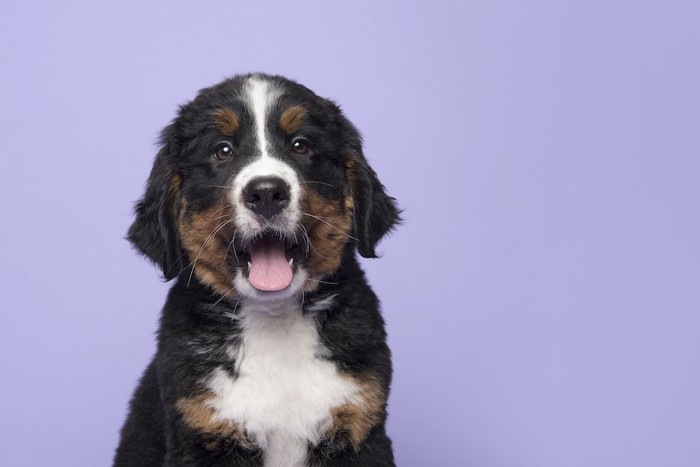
212;108;239;135
279;105;308;134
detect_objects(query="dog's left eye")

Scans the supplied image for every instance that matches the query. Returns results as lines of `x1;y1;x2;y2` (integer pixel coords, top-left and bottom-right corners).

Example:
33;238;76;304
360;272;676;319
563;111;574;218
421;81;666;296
213;143;234;161
291;138;310;155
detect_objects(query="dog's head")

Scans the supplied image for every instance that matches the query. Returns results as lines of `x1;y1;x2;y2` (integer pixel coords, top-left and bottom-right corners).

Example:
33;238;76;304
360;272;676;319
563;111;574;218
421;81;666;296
128;74;400;301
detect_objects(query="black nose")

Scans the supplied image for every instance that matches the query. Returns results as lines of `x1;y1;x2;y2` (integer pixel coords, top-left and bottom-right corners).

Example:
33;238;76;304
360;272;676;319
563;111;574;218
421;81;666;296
244;177;291;219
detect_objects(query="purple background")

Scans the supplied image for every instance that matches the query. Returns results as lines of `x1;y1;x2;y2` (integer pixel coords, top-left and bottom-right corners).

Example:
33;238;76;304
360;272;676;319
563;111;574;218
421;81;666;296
1;1;699;466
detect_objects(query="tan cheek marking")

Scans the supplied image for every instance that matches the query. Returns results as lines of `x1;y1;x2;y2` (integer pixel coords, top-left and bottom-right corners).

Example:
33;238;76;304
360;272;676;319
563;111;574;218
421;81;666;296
279;105;308;134
212;108;239;136
300;187;353;279
177;393;253;449
178;198;238;296
327;376;385;450
168;171;182;197
344;193;354;212
344;153;358;193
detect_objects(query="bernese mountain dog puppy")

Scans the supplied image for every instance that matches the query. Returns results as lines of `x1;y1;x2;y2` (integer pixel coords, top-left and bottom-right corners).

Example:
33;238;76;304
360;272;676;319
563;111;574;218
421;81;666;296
114;73;400;467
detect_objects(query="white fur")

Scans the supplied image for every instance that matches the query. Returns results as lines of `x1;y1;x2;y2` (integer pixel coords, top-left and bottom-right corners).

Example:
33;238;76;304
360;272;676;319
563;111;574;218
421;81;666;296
206;302;360;467
231;77;302;236
248;76;276;162
304;294;338;313
225;77;308;301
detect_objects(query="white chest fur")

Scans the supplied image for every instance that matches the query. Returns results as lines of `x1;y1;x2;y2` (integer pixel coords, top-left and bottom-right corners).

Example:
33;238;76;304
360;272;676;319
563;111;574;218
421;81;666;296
206;303;358;467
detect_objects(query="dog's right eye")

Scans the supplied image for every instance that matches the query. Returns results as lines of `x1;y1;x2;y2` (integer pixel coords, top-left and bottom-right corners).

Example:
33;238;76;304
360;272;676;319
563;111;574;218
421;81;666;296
213;143;234;161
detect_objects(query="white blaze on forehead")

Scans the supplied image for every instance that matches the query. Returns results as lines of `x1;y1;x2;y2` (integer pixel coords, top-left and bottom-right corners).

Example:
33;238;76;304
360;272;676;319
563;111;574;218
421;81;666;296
247;77;279;160
230;77;302;238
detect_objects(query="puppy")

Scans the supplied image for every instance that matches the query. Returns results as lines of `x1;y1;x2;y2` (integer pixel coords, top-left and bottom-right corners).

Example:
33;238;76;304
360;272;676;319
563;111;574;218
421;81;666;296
114;73;400;467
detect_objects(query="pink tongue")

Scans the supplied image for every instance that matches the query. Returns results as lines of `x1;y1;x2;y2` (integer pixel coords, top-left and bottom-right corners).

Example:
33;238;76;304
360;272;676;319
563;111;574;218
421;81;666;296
248;237;293;291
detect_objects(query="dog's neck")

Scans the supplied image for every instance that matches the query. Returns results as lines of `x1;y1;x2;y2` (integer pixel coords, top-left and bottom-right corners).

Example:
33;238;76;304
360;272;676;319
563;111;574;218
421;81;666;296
239;296;303;316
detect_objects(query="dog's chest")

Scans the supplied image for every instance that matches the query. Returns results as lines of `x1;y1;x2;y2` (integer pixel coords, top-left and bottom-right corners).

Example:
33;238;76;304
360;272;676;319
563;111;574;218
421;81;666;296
206;307;357;467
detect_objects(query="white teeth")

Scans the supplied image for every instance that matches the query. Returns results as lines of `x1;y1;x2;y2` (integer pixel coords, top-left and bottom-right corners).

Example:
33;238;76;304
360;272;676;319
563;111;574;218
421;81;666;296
247;261;252;269
288;258;294;266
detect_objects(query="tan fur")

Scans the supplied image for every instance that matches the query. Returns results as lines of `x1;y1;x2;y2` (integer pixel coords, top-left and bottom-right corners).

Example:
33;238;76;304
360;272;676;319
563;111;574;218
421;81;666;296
177;393;253;448
212;108;239;136
168;171;182;198
299;187;354;280
178;199;238;296
327;375;385;450
344;153;358;195
279;105;307;134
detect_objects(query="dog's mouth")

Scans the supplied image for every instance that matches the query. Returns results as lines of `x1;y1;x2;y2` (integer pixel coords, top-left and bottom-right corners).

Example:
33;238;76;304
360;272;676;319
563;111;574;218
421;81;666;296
233;230;306;292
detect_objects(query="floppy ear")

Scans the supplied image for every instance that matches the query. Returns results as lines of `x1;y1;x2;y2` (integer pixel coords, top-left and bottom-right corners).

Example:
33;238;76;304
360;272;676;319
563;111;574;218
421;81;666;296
339;115;401;258
127;126;183;280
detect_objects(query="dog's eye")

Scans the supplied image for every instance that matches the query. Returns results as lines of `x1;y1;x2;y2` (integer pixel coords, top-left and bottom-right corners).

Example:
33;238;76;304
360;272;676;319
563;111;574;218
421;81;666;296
213;143;234;161
291;138;310;155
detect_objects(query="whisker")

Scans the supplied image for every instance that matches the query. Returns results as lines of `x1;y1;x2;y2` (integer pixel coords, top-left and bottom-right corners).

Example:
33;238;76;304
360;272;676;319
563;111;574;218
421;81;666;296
232;294;242;315
195;212;233;224
306;278;339;285
181;202;233;214
225;228;240;265
186;218;235;287
178;205;233;279
296;222;330;263
299;180;337;189
297;223;311;256
174;250;192;277
209;286;237;310
179;205;234;225
307;234;329;262
301;212;358;241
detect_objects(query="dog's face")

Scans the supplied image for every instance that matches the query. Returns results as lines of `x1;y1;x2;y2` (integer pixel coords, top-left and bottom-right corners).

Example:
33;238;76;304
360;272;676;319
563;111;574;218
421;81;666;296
128;74;399;301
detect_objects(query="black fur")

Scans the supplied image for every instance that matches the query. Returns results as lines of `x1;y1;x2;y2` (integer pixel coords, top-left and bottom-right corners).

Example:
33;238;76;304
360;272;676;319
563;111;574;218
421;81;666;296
116;74;399;466
127;125;183;280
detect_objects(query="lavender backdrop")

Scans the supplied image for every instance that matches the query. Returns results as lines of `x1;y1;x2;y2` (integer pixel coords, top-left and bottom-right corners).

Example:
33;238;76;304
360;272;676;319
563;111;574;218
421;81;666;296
1;1;699;466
